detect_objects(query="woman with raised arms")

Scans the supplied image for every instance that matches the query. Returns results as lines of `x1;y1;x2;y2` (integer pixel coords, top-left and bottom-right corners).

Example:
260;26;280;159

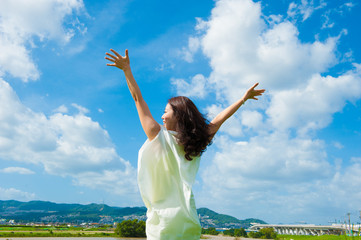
105;49;265;240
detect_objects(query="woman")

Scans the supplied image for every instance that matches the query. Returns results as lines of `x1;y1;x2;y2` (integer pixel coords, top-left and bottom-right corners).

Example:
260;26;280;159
105;49;265;240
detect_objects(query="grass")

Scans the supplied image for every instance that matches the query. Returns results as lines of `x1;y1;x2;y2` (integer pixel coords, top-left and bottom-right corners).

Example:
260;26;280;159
0;232;115;237
0;225;117;238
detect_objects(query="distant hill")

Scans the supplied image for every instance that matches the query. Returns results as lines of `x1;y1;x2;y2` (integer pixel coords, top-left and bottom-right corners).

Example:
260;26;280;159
0;200;265;228
197;207;266;228
0;200;146;224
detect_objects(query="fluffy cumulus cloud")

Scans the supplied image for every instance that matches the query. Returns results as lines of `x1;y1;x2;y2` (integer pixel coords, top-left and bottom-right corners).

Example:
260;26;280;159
177;0;361;222
205;134;330;185
0;0;140;205
0;79;138;200
198;133;334;222
198;2;339;101
0;0;86;82
267;66;361;133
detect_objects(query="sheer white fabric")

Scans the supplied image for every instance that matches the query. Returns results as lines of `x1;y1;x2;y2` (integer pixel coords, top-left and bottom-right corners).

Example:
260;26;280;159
138;126;201;240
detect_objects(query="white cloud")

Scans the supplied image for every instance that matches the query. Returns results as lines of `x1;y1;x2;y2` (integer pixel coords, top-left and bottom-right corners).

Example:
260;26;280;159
240;110;263;129
171;74;208;98
328;160;361;208
176;0;361;223
0;187;36;201
321;10;334;29
0;0;139;204
0;78;138;200
287;0;326;22
321;2;355;29
332;142;344;150
199;134;361;223
203;133;330;187
198;132;334;223
0;0;85;82
54;105;69;113
199;0;264;102
179;0;338;103
180;0;361;135
257;23;338;90
71;103;89;114
180;37;201;63
338;2;355;14
0;39;39;81
0;167;35;175
74;165;139;198
267;66;361;133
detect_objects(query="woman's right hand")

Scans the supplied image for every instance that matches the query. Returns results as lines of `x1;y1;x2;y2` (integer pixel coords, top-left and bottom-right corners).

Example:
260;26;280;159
105;49;130;71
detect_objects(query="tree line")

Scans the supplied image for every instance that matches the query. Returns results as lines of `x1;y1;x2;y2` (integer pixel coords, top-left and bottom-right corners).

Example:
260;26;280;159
115;219;277;239
202;227;277;239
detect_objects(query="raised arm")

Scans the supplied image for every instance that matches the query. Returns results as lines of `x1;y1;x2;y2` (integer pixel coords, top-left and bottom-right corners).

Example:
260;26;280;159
209;83;265;136
105;49;160;140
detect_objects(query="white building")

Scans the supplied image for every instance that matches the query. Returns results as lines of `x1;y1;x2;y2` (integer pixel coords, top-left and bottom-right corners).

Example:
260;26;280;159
248;223;350;236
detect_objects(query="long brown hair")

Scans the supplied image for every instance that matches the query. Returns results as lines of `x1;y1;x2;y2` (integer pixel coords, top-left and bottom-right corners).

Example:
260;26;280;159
168;96;212;161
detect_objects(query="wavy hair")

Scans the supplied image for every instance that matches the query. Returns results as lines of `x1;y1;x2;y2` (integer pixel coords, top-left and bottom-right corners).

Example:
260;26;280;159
168;96;212;161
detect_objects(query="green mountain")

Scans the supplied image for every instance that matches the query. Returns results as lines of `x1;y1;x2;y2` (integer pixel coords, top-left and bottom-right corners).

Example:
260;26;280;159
197;207;266;228
0;200;146;224
0;200;265;228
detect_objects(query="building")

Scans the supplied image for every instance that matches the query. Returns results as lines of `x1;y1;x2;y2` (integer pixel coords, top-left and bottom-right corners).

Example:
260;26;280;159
248;223;351;236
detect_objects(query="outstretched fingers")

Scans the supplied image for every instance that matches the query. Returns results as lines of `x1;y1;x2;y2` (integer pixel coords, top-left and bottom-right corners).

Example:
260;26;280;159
105;48;131;70
105;56;115;62
253;90;265;99
105;52;117;60
110;49;122;58
245;83;266;101
105;54;116;67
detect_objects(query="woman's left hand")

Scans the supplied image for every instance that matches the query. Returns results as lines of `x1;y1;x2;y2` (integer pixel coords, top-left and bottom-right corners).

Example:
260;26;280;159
243;83;265;101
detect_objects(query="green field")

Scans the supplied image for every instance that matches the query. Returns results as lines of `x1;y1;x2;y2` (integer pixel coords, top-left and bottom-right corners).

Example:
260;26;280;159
0;225;116;238
1;226;361;239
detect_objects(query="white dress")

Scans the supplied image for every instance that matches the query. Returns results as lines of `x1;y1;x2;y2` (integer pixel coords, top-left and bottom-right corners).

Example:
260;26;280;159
138;126;201;240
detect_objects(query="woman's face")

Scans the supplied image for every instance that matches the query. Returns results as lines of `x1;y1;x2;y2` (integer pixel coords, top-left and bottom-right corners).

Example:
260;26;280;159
162;103;177;131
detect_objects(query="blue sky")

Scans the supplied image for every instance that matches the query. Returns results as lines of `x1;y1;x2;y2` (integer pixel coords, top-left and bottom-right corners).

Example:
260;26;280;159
0;0;360;225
